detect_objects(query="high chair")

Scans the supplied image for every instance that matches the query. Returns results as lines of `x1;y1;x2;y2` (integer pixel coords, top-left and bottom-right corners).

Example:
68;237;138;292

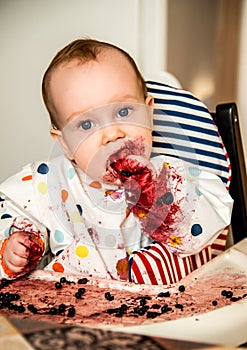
147;81;247;246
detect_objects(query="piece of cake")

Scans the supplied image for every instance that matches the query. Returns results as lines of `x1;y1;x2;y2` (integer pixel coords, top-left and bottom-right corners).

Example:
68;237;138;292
0;269;246;327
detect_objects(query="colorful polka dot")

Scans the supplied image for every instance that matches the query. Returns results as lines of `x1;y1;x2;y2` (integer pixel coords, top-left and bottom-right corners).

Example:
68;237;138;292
162;192;174;205
54;229;65;243
76;245;89;258
52;262;64;273
37;163;49;174
68;167;76;179
37;182;48;194
56;249;64;256
116;257;129;279
191;223;203;236
61;189;68;202
188;167;201;177
89;181;102;189
70;211;82;223
76;204;83;216
22;175;32;181
1;213;12;219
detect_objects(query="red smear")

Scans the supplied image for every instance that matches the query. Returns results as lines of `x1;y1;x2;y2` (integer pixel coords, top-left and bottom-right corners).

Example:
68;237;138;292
105;156;183;243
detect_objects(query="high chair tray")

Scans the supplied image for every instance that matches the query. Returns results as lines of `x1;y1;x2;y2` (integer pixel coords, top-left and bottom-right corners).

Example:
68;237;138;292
110;238;247;347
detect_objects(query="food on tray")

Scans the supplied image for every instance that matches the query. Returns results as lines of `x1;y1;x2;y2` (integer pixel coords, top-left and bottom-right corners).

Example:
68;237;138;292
0;269;246;327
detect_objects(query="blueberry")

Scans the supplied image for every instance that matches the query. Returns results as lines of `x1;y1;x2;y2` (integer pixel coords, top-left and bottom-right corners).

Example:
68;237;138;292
158;291;170;298
78;278;88;285
162;192;174;205
1;279;10;287
60;277;67;283
161;305;172;313
146;311;159;319
58;304;66;313
139;298;146;306
11;294;20;301
212;300;218;306
105;292;114;301
175;303;183;310
67;307;75;317
17;305;25;313
28;304;38;314
55;282;62;289
225;291;233;299
78;288;86;295
120;304;127;312
50;307;58;315
178;285;185;292
75;292;82;299
121;170;132;178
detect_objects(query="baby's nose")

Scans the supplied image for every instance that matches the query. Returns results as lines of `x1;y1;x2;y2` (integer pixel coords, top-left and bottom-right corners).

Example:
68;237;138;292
102;125;126;144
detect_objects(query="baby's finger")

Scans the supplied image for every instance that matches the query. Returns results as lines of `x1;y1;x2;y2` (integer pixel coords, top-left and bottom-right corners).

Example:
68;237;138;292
8;252;29;268
5;260;26;274
15;243;30;259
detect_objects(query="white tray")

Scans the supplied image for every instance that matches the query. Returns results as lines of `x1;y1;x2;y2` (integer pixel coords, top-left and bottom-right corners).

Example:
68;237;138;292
105;238;247;347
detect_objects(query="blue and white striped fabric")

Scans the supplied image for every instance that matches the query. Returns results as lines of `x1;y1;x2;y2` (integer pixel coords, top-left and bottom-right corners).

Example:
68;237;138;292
148;81;231;188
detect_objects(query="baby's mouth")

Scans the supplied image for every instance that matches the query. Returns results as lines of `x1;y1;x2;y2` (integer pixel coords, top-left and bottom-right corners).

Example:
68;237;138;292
102;138;148;185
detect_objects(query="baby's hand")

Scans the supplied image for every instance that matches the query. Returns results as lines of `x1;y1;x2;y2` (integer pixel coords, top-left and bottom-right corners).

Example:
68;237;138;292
4;231;31;274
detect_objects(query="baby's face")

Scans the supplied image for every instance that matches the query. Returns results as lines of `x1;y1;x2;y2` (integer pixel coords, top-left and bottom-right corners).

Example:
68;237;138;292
50;50;153;181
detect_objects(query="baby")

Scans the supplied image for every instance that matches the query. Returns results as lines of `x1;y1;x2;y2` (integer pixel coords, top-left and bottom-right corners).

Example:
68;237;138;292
0;38;233;284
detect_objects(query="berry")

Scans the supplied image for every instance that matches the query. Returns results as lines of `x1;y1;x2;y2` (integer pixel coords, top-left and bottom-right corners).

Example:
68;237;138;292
121;170;132;178
212;300;218;306
78;278;88;285
60;277;67;283
55;282;62;289
105;292;114;301
78;288;86;295
120;304;127;312
1;278;11;287
161;305;172;313
58;304;66;313
175;303;183;310
28;304;38;314
139;298;146;306
75;292;82;299
50;307;58;315
178;285;185;292
146;311;159;319
225;291;233;299
17;305;25;313
158;291;170;298
67;307;75;317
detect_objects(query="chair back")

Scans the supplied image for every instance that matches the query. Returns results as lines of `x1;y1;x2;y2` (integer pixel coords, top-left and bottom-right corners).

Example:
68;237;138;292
212;103;247;243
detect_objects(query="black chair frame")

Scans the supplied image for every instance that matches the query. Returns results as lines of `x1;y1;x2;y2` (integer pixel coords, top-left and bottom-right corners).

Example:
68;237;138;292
212;103;247;243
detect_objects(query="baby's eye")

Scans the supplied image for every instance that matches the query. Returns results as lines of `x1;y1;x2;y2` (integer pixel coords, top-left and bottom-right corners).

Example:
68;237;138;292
117;108;132;118
78;120;93;130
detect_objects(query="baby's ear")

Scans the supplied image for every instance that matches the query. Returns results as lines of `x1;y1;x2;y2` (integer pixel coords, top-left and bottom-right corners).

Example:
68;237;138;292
50;129;74;160
145;95;154;107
